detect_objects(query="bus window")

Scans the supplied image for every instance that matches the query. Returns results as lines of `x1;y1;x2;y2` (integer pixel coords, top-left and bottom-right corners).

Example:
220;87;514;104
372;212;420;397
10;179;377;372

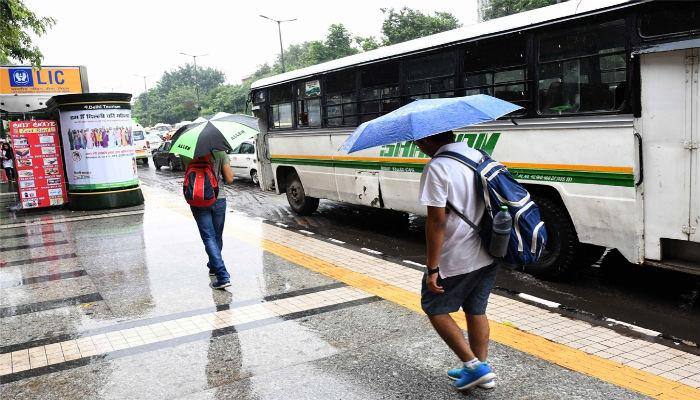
464;35;528;113
296;80;321;128
405;51;455;99
639;2;700;39
538;19;627;115
359;61;400;123
324;70;357;127
269;84;293;129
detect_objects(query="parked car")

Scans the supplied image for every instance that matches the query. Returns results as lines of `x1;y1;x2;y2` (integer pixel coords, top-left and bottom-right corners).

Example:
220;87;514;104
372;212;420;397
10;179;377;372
146;133;163;150
229;140;259;184
152;141;184;171
133;123;151;165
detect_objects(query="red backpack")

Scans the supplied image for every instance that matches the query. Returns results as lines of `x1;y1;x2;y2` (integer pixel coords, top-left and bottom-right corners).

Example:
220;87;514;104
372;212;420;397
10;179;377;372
183;154;219;207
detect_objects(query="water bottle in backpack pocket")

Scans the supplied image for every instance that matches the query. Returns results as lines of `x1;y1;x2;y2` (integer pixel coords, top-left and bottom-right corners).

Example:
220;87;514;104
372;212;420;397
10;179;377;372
438;150;547;266
183;154;219;207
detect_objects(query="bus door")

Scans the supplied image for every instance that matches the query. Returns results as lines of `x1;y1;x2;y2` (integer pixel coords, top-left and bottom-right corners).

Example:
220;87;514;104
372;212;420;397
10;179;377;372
639;48;699;263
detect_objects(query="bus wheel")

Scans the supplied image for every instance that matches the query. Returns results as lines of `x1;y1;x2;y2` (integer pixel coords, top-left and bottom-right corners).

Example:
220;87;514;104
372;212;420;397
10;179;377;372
526;196;578;280
286;171;319;215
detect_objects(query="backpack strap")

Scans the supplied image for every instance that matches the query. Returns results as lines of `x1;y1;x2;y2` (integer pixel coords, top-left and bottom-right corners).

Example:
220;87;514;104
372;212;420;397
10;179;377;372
445;201;481;233
436;151;480;170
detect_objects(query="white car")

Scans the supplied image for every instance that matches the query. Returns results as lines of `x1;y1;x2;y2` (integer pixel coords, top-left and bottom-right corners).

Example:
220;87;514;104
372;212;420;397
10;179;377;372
146;133;163;150
229;141;259;185
132;123;151;165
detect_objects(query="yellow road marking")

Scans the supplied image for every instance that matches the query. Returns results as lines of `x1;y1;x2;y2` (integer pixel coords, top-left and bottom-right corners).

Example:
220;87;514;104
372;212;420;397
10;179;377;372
271;154;633;174
145;186;698;400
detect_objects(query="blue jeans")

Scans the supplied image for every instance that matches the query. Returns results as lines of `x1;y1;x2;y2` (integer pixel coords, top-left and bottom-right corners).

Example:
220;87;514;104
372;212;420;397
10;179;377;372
191;198;230;282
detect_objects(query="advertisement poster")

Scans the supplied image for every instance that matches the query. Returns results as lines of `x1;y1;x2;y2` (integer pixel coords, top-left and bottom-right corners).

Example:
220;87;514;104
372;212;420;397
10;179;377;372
58;104;138;190
9;120;68;209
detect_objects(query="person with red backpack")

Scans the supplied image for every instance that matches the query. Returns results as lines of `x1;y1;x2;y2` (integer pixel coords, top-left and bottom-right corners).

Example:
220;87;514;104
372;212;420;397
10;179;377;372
182;150;234;289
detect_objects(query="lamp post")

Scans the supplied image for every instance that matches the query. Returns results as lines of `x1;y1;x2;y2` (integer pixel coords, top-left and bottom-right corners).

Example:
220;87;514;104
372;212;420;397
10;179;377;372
259;15;296;73
133;74;151;126
179;52;208;112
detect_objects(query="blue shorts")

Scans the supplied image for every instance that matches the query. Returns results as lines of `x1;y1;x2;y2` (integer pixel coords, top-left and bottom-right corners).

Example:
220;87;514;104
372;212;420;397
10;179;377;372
421;263;499;316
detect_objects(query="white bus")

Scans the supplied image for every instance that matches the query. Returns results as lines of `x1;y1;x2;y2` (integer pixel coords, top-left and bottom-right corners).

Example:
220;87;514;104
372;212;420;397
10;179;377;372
250;0;700;278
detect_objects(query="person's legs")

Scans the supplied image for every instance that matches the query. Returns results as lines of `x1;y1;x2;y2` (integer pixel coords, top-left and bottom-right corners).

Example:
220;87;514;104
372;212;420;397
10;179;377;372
465;314;490;361
212;198;226;253
462;263;498;361
210;198;229;282
428;314;476;362
191;205;229;283
5;167;13;181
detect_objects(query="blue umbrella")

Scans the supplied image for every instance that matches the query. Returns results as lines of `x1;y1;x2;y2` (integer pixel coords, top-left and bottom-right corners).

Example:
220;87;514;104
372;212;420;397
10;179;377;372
340;94;522;153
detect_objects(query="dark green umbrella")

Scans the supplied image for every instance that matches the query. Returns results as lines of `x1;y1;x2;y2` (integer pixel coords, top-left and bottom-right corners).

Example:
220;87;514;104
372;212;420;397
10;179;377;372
169;113;258;159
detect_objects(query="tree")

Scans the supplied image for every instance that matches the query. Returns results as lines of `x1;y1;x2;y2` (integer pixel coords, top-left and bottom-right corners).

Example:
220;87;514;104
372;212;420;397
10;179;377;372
482;0;562;21
132;64;226;125
380;7;461;45
354;7;461;50
0;0;55;65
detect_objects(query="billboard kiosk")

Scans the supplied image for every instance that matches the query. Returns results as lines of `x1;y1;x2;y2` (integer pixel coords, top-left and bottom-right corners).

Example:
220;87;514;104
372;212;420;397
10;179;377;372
8;120;67;209
47;93;144;210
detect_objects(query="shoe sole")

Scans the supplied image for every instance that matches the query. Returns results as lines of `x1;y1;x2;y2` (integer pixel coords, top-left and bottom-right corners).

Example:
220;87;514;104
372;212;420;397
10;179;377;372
210;282;231;290
448;374;496;389
455;372;496;391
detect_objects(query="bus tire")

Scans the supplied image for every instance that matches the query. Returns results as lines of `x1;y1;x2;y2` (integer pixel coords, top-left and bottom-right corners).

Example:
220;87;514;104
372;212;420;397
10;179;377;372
285;171;319;215
526;195;578;280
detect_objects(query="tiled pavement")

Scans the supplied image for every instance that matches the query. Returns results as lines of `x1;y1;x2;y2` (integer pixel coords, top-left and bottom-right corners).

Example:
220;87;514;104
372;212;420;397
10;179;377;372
0;183;698;399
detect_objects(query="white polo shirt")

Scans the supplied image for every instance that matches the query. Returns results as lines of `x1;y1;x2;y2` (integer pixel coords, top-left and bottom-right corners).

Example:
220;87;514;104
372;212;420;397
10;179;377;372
418;142;493;278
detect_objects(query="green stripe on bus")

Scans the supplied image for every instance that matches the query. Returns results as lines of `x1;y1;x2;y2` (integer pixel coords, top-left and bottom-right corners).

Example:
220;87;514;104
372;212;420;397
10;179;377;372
269;158;634;187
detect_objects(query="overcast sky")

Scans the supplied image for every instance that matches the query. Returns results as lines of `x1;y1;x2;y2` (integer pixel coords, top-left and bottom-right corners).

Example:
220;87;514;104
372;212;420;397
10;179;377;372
25;0;478;95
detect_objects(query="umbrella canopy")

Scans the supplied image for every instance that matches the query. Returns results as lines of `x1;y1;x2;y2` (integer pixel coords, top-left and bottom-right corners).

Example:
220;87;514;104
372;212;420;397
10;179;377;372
340;94;521;153
169;114;258;159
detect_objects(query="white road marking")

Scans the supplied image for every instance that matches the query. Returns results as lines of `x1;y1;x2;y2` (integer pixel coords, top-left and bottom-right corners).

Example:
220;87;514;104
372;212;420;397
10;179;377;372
605;318;662;337
275;222;289;228
361;248;383;255
403;260;426;268
299;230;315;235
518;293;561;308
328;238;346;244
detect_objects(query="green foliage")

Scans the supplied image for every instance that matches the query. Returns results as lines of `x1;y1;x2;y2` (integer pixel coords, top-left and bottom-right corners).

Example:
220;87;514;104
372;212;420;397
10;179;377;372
133;9;462;125
132;64;225;125
379;7;461;45
0;0;55;65
483;0;561;20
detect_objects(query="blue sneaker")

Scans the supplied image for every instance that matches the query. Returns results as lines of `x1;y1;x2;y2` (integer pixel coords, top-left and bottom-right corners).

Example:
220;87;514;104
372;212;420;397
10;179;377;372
210;280;231;290
454;362;496;391
448;365;496;389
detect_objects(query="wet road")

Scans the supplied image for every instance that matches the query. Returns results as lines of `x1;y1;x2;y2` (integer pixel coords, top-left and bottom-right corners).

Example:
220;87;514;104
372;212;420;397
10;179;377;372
138;165;700;346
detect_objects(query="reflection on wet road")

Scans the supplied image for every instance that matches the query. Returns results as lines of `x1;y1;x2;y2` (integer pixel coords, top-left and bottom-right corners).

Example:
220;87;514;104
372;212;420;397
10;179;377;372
140;165;700;345
2;171;699;399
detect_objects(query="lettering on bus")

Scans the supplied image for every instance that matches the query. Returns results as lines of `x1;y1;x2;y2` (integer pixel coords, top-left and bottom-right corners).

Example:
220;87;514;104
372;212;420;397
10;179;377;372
379;132;501;158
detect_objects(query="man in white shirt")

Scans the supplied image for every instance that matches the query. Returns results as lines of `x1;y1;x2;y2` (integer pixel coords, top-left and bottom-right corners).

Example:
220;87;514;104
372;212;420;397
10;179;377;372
415;130;498;392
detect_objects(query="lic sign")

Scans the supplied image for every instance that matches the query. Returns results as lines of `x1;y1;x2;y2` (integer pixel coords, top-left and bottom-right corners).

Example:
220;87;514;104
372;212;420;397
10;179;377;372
9;68;34;87
1;66;83;95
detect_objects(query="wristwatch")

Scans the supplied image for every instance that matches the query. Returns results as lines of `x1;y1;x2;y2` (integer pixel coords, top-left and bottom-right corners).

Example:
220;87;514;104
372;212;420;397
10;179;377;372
427;266;440;275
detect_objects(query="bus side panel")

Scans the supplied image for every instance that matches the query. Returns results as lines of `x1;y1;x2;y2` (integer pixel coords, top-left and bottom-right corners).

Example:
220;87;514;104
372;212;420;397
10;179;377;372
468;122;641;262
268;133;338;200
329;133;383;206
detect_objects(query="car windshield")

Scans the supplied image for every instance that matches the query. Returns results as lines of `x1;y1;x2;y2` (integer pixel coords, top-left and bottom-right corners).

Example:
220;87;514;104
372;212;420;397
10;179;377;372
133;130;145;141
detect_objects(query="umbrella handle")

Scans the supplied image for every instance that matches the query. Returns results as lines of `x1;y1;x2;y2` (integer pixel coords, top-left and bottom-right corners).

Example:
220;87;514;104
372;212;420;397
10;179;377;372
510;117;519;126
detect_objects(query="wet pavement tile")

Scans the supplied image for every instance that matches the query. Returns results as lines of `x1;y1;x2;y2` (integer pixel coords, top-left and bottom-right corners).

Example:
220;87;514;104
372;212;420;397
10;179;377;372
0;184;694;399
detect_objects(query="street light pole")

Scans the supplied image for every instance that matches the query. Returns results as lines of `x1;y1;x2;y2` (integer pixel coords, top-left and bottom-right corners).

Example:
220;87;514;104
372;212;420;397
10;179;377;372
179;52;208;112
134;74;151;126
259;15;296;73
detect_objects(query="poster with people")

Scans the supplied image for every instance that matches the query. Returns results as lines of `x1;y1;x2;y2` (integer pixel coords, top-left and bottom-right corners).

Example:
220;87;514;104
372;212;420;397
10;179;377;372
57;104;138;190
9;120;68;209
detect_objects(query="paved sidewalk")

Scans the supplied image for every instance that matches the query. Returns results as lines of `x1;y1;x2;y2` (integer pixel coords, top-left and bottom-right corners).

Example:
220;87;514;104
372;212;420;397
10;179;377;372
0;183;698;399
